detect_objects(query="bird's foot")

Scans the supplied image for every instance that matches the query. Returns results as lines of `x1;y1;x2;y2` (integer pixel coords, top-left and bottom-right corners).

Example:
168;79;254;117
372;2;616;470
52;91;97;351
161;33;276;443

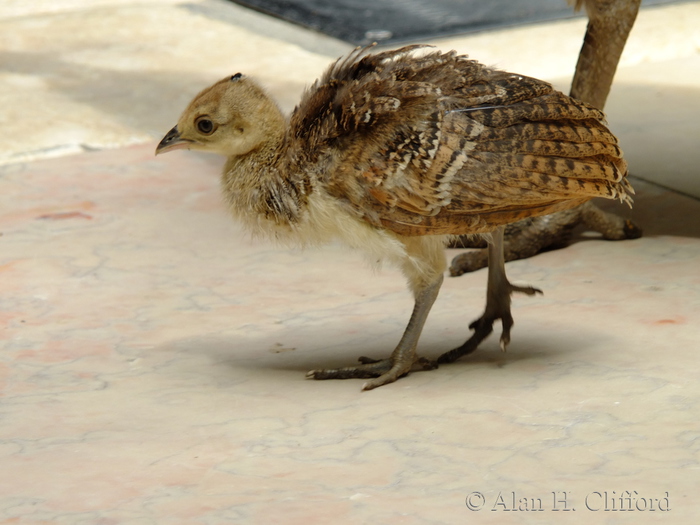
437;282;542;364
307;275;444;390
449;202;641;276
489;283;541;352
306;354;436;391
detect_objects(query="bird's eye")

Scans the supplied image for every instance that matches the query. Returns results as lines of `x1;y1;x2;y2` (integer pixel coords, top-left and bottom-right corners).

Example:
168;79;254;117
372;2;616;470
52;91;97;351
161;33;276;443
196;118;214;134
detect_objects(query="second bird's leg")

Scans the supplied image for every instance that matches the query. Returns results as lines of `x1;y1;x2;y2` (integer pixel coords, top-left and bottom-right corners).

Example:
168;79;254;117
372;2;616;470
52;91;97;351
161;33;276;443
307;274;443;390
449;202;641;276
448;0;643;277
438;226;542;364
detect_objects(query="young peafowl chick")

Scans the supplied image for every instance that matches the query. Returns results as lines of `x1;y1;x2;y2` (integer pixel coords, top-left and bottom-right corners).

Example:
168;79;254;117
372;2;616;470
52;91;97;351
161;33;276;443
156;45;633;390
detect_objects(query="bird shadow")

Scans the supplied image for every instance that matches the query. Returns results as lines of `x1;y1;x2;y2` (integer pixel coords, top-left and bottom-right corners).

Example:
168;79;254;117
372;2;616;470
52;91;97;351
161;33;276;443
156;317;605;384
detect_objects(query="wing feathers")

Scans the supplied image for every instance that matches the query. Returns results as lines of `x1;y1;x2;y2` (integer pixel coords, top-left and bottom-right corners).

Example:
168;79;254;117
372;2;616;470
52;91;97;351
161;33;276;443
288;46;632;236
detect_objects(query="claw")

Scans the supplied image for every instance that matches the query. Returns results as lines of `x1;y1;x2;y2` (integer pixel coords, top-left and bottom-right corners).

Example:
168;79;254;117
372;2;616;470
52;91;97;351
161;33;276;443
511;284;543;296
438;226;544;364
361;366;406;390
306;358;394;380
500;311;514;351
305;275;445;389
307;351;436;388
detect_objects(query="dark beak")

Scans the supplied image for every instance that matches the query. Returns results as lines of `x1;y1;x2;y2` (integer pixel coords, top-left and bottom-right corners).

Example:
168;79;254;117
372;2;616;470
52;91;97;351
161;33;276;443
155;126;192;155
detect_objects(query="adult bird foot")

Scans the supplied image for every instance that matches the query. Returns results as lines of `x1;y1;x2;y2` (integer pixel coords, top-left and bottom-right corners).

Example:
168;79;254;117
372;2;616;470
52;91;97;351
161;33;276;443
306;354;436;390
449;202;642;276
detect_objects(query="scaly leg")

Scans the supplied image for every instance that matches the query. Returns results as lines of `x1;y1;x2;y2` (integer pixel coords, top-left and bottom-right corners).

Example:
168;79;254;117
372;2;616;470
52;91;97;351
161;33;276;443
307;274;443;390
449;0;643;276
438;226;541;364
570;0;642;110
449;201;641;276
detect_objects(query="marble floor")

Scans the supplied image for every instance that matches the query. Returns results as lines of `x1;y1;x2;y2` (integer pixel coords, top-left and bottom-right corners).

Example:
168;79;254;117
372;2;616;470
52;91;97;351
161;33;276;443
2;1;699;523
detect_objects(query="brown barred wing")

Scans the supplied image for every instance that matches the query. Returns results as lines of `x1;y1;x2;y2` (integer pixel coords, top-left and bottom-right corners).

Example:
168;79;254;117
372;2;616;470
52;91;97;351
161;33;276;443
368;91;632;236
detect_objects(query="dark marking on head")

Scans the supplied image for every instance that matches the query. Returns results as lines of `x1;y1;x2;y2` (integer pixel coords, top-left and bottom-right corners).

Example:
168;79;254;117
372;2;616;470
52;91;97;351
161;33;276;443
230;73;243;82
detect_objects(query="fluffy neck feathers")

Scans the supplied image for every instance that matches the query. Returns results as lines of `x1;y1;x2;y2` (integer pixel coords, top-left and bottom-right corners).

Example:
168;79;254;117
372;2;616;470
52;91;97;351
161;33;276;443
220;129;311;232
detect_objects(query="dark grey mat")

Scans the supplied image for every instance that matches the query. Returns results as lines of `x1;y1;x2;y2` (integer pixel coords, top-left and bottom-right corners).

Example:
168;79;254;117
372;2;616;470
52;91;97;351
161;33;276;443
228;0;688;45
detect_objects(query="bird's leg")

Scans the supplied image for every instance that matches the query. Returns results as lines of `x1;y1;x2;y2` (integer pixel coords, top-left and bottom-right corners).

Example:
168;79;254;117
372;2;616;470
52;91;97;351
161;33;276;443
438;226;542;364
570;0;642;110
448;202;641;276
448;211;579;276
307;274;443;390
448;0;643;277
579;201;642;240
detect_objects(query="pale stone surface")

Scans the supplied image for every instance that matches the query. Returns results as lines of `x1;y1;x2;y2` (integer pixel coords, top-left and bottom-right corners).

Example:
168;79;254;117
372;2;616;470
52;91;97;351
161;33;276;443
604;55;700;198
0;0;187;19
0;0;346;165
1;0;699;522
1;0;698;195
431;1;700;82
1;143;698;523
432;2;700;198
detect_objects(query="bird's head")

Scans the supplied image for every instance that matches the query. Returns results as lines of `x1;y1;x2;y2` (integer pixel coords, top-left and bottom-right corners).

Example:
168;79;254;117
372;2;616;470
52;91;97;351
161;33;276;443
156;73;284;157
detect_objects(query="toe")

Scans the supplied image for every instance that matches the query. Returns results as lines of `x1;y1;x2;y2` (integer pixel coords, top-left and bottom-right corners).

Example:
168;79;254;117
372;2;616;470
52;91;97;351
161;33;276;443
623;219;643;239
500;311;514;352
510;284;543;296
307;358;395;381
361;366;407;390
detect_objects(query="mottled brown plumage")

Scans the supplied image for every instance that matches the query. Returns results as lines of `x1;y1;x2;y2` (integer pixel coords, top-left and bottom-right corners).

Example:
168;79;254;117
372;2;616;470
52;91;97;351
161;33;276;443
156;45;633;389
450;0;643;275
289;46;631;234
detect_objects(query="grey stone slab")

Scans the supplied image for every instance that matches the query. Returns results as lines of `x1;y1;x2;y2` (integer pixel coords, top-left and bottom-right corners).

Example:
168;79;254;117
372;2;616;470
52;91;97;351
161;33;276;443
229;0;688;44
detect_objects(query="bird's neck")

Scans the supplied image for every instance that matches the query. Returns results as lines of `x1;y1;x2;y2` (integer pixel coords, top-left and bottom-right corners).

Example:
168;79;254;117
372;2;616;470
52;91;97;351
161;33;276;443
220;131;311;234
